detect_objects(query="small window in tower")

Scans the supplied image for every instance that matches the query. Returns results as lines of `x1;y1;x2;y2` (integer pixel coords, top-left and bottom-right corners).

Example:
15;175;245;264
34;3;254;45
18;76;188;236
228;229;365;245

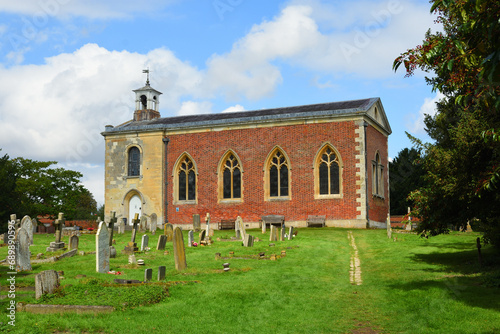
141;95;147;109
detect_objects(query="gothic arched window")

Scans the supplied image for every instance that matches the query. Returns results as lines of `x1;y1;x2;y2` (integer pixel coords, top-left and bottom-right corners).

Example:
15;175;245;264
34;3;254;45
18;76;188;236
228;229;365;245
177;155;197;202
372;152;384;197
128;146;141;177
266;148;290;199
318;147;340;195
222;153;242;200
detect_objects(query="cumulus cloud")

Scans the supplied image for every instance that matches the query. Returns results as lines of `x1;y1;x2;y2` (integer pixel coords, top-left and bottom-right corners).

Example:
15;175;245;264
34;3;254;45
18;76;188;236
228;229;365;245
178;101;213;116
222;104;245;113
408;91;446;134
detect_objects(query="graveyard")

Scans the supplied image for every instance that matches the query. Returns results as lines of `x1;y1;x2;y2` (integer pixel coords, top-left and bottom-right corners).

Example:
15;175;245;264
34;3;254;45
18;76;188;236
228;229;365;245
1;217;499;334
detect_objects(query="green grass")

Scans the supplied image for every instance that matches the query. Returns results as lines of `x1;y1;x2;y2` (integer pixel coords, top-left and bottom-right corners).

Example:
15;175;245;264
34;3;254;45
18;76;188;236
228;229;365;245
0;228;499;333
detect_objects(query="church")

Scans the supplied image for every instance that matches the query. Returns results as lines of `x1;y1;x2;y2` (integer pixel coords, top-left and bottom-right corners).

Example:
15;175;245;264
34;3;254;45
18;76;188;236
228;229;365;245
101;79;391;229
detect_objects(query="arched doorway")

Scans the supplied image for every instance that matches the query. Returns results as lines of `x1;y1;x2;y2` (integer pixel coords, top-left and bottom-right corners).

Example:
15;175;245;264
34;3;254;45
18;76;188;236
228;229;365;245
128;195;142;225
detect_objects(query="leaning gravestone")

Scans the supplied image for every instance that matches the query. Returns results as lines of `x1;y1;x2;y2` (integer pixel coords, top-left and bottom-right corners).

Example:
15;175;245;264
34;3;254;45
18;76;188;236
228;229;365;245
188;230;194;247
46;213;66;252
96;221;110;273
173;227;187;270
21;215;34;245
35;270;59;299
243;234;254;247
269;226;278;242
69;234;79;250
236;216;246;240
193;214;201;231
288;226;294;240
144;268;152;282
15;228;32;272
157;235;167;251
164;223;174;242
141;235;149;252
198;230;206;244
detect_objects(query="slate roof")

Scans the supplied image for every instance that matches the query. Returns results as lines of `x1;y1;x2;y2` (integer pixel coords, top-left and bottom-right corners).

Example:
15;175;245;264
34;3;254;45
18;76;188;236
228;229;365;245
104;97;386;134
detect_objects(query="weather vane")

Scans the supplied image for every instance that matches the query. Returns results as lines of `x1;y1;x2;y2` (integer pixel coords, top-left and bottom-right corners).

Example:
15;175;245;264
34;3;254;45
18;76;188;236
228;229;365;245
143;68;150;86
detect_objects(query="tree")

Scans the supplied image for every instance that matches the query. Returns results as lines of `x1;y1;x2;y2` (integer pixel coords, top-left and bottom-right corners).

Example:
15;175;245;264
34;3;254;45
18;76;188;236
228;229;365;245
0;150;20;233
394;0;500;246
389;147;426;215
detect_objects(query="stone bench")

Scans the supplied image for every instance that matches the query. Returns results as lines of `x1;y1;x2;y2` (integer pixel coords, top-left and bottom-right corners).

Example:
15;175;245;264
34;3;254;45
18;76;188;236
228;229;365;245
261;215;285;229
218;219;235;230
307;215;326;227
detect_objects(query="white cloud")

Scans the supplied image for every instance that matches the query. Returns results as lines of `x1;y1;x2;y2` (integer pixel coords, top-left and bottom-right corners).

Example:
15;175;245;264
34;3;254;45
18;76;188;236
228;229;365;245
0;0;176;19
221;104;245;113
408;91;446;134
178;101;213;116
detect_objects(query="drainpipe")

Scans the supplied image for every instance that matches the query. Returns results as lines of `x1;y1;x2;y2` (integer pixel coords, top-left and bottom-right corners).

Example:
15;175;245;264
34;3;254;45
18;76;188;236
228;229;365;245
163;137;170;225
364;122;370;228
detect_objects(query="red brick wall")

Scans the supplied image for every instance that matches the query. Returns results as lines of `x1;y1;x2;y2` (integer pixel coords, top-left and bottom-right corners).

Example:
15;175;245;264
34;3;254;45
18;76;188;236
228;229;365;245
166;121;365;225
366;125;390;223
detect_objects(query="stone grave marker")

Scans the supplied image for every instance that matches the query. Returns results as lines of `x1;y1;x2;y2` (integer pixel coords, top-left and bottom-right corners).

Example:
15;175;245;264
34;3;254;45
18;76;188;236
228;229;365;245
173;227;187;270
188;230;194;247
46;213;66;252
140;216;148;233
288;226;294;240
21;215;34;245
158;266;166;281
150;213;158;235
157;235;167;250
128;254;137;264
198;230;206;244
15;228;32;272
386;214;392;239
118;218;126;234
141;234;149;252
96;221;110;273
243;234;254;247
69;234;79;250
108;211;117;246
31;217;38;235
280;227;286;241
144;268;152;282
205;213;211;237
35;270;59;299
131;213;140;241
235;216;246;240
123;241;138;255
269;226;278;242
164;223;174;242
193;214;201;231
261;219;266;234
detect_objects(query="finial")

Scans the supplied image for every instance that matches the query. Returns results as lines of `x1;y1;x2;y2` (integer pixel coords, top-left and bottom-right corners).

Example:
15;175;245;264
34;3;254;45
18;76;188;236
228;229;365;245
143;68;150;86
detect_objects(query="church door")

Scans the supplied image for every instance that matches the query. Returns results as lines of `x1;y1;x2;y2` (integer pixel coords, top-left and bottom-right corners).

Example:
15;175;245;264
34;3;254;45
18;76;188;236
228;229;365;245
128;195;142;225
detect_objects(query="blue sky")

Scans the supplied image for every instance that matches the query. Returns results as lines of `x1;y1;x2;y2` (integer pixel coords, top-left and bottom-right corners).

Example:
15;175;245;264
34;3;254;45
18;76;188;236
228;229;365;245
0;0;442;206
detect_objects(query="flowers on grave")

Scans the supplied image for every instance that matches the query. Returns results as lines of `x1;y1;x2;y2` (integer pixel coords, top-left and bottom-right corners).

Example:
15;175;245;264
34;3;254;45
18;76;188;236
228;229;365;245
192;242;198;247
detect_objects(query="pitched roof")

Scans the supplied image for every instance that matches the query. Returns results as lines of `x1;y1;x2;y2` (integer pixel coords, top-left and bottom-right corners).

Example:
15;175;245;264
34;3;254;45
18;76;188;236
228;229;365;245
103;97;390;134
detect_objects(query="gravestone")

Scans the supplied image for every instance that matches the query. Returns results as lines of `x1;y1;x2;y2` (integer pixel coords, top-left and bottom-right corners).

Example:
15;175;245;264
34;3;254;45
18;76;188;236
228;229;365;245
140;216;148;233
31;218;38;236
173;227;187;270
193;214;201;231
205;213;211;237
235;216;246;240
269;226;278;242
118;218;126;234
280;227;286;241
128;254;137;264
157;235;167;250
243;234;254;247
198;230;206;244
69;234;79;250
261;219;266;234
96;221;110;273
131;213;140;242
123;241;138;255
141;234;149;252
188;230;194;247
35;270;59;299
158;266;166;281
386;214;392;239
15;228;32;272
108;211;117;246
150;213;158;235
288;226;294;240
144;268;153;282
46;213;66;252
164;223;174;241
21;215;34;245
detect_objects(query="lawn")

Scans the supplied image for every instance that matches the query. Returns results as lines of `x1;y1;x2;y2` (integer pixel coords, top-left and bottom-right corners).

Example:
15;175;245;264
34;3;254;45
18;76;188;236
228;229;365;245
0;227;499;333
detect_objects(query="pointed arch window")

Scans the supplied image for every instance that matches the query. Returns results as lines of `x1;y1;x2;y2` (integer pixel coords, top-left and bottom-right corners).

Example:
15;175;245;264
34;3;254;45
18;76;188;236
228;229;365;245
177;156;197;202
222;154;241;200
266;149;290;199
128;146;141;177
314;144;342;199
372;152;384;198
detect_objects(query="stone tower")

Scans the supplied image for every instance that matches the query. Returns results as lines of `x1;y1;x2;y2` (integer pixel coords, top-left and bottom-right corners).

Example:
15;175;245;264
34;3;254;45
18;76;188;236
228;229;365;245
132;71;162;121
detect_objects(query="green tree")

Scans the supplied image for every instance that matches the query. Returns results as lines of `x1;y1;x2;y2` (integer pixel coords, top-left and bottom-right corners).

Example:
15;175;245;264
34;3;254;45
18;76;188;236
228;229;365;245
0;150;20;233
394;0;500;246
389;147;425;215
